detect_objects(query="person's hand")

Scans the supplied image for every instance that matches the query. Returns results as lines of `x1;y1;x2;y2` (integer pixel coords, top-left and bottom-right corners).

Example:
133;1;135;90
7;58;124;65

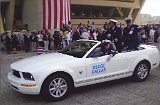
122;42;124;46
115;38;118;42
107;34;111;38
107;56;112;62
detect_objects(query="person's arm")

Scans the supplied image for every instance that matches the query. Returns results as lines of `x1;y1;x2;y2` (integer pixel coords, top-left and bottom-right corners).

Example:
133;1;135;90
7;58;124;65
122;27;130;46
107;50;118;62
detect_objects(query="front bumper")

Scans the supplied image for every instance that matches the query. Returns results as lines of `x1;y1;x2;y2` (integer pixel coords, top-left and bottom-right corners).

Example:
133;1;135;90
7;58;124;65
7;72;40;95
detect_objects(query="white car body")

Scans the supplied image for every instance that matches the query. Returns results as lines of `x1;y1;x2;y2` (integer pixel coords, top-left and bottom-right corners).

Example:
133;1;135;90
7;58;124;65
8;40;160;95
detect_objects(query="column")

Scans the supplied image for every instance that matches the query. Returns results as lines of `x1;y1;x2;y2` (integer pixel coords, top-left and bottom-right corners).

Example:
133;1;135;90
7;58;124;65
5;0;15;30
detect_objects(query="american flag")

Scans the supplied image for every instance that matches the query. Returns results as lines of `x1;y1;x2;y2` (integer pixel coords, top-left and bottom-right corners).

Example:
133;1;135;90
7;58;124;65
42;0;71;30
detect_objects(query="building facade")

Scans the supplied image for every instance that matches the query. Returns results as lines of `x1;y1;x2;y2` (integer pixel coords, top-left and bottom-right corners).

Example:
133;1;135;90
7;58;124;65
140;14;160;25
0;0;145;31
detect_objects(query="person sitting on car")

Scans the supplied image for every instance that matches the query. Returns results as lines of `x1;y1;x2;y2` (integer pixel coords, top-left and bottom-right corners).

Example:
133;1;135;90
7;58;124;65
102;40;118;61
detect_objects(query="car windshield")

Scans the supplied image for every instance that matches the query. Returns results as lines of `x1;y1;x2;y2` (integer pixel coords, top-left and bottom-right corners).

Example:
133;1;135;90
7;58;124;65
59;41;97;58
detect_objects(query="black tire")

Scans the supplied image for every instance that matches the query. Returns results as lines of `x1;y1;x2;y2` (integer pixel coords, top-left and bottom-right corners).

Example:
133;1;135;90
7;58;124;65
132;61;150;82
41;73;73;101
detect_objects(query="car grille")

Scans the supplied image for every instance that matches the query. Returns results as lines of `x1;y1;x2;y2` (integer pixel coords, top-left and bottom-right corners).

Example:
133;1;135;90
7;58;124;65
13;70;21;78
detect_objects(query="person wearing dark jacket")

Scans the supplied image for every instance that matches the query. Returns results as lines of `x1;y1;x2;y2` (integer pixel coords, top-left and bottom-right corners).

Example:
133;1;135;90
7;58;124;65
53;31;61;50
122;17;140;50
72;29;81;42
11;34;18;54
23;31;30;52
5;34;11;54
97;29;103;41
29;32;38;52
103;22;108;30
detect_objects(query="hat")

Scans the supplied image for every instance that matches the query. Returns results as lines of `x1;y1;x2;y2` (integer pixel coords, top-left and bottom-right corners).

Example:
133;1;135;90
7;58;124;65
102;40;111;44
125;17;132;21
109;19;117;23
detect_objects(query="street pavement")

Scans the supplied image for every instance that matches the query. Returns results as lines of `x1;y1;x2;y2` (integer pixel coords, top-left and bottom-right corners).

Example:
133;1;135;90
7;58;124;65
1;44;160;105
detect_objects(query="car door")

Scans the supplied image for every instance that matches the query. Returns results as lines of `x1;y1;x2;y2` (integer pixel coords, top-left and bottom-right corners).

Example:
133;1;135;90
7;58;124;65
85;45;131;85
118;49;145;71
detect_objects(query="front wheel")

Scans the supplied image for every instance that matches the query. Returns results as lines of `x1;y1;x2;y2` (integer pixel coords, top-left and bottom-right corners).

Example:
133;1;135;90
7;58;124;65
132;61;150;82
41;73;73;101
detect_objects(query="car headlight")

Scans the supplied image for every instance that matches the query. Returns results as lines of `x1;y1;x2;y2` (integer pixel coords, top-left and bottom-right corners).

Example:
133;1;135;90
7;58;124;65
13;70;21;78
22;72;35;81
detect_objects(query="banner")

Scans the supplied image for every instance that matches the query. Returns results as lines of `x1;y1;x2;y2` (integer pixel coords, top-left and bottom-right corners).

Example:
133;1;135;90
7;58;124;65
42;0;71;30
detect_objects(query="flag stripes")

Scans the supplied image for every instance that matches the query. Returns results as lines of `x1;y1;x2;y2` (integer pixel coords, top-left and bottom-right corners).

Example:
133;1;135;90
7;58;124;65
43;0;71;30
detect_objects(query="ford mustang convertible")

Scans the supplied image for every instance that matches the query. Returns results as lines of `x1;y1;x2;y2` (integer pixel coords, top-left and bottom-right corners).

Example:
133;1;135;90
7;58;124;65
8;40;160;101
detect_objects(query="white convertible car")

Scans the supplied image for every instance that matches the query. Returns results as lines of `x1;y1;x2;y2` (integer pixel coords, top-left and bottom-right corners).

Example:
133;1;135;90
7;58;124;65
8;40;160;101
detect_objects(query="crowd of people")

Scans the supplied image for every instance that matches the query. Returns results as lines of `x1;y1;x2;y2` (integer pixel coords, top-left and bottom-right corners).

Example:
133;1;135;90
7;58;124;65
1;18;160;54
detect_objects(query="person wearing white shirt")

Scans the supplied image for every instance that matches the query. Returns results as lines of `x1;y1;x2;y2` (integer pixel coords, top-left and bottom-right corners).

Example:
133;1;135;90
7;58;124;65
150;28;155;42
66;31;72;46
91;22;96;31
93;30;98;40
37;31;44;47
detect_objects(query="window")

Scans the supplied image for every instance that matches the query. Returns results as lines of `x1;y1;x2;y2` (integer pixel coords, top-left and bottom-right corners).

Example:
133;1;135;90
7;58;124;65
87;44;104;58
60;41;97;58
71;5;121;19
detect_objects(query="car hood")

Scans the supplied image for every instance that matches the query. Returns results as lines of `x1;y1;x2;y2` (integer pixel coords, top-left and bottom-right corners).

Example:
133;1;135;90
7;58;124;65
10;53;76;72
